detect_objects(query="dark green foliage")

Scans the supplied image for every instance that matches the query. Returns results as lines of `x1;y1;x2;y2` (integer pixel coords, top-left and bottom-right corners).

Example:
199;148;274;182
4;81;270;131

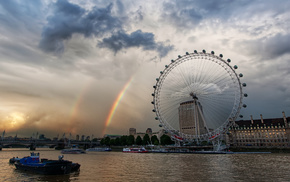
136;135;142;145
142;134;151;145
151;135;159;145
115;137;121;146
120;136;128;146
127;135;135;145
109;139;115;146
160;134;174;145
104;136;110;146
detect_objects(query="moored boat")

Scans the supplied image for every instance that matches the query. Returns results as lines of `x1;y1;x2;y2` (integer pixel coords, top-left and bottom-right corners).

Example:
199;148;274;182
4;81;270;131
14;152;80;175
86;147;112;152
61;145;86;154
123;147;148;153
61;148;86;154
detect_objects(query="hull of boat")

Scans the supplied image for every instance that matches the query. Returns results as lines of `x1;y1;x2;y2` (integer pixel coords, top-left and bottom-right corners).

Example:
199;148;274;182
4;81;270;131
123;151;149;153
15;160;72;175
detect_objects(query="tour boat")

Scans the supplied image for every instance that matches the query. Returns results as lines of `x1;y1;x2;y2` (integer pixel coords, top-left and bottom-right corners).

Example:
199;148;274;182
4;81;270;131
14;152;80;175
123;147;149;153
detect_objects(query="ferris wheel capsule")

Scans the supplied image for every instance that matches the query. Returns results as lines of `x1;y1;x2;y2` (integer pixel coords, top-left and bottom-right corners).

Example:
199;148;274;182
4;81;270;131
244;93;248;97
202;49;206;53
219;54;223;58
242;83;247;87
239;73;243;77
234;65;238;69
243;104;247;108
211;51;215;54
151;101;154;104
186;52;189;55
153;85;156;89
227;59;231;63
194;50;198;53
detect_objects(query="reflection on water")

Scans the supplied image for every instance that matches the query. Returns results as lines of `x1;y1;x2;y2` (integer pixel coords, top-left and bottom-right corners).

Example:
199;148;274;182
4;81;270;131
1;148;290;182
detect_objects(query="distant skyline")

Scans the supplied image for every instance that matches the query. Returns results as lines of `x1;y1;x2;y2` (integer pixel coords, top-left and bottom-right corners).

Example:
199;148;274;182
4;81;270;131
0;0;290;138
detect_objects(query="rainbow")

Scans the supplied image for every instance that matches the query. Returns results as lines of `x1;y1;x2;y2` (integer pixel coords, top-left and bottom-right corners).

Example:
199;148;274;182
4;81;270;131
102;77;134;135
70;82;91;123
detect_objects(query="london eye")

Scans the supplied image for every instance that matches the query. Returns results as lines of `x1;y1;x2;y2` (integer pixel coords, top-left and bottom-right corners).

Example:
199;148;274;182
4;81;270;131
151;50;247;142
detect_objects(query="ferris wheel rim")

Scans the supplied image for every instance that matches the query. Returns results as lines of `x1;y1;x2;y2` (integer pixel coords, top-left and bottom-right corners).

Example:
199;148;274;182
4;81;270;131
152;51;244;141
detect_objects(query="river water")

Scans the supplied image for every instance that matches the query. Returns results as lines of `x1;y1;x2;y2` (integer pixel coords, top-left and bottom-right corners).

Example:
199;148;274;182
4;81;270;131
1;148;289;182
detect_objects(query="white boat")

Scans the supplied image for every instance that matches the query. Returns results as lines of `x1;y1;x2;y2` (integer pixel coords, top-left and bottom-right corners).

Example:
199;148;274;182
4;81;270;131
61;146;86;154
123;147;148;153
86;147;112;152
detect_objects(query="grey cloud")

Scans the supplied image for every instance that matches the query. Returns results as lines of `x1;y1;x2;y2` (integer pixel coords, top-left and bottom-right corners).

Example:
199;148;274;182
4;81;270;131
98;30;174;58
39;0;122;53
162;1;202;29
238;33;290;60
161;0;268;29
262;34;290;59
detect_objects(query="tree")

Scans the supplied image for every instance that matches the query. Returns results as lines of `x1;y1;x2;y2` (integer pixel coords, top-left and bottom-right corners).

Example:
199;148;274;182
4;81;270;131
104;136;111;146
151;135;159;145
142;134;151;145
160;134;174;145
120;136;128;146
136;136;142;145
127;135;135;145
100;138;105;146
115;137;121;146
109;139;115;146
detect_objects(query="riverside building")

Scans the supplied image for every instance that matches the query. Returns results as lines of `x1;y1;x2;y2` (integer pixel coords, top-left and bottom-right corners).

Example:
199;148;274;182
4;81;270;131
227;111;290;148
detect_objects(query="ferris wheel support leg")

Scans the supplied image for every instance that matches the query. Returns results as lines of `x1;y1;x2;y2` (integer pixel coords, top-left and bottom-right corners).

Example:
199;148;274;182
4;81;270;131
211;134;227;151
175;139;181;147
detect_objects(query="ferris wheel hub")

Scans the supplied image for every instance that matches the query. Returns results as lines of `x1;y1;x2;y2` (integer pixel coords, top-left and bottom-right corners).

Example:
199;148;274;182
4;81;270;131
190;92;198;100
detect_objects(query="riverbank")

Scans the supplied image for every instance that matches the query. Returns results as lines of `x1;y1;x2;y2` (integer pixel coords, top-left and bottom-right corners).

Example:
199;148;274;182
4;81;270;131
229;147;290;153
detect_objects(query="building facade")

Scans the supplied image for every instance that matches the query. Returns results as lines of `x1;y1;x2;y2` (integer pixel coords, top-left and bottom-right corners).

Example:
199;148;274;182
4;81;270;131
227;112;290;148
178;100;207;136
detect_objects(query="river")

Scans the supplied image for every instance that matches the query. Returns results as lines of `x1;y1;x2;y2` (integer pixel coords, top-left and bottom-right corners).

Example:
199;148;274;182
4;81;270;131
1;148;289;182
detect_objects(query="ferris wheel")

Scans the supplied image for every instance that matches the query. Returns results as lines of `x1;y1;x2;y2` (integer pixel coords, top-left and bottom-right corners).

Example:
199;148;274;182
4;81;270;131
151;50;247;142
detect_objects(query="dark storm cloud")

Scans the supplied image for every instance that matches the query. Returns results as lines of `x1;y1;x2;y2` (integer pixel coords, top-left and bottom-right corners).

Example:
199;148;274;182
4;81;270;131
39;0;173;57
98;30;174;58
39;0;122;53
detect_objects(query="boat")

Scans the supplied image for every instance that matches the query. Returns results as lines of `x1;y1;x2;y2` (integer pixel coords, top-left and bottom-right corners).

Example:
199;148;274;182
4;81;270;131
86;147;112;152
14;152;80;175
61;145;86;154
123;147;149;153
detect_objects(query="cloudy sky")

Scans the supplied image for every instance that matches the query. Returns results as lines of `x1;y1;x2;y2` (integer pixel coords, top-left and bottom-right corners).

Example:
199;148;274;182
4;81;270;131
0;0;289;138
